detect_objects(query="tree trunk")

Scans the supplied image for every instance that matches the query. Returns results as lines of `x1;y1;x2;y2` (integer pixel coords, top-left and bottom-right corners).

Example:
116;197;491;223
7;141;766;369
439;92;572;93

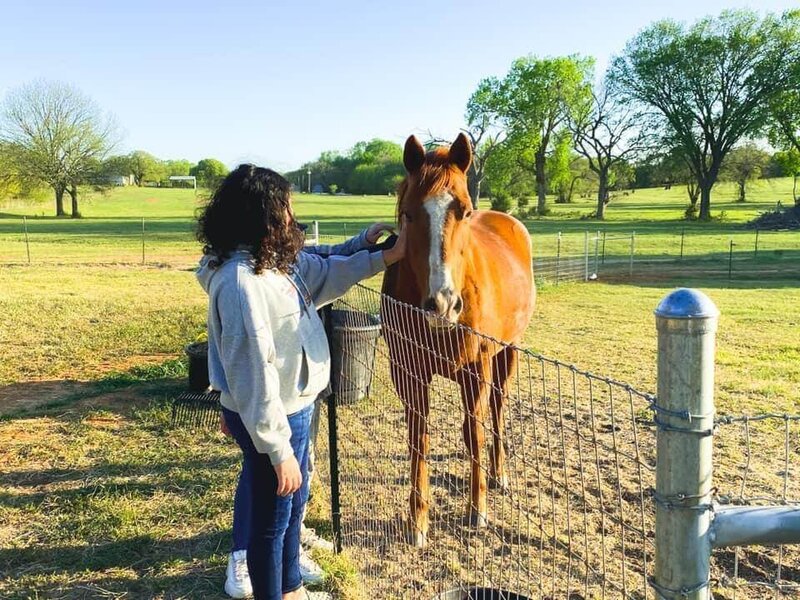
699;183;712;220
687;182;699;206
69;185;80;218
55;186;66;216
535;150;547;214
737;180;746;203
596;170;609;220
467;166;480;209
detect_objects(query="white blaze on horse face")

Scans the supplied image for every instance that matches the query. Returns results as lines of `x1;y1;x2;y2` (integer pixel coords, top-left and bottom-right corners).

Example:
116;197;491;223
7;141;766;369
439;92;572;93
424;192;456;321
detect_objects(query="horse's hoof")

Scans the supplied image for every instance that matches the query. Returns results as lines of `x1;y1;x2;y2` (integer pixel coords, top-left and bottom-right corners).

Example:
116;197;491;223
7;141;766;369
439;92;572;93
467;510;488;528
409;529;427;549
490;474;510;491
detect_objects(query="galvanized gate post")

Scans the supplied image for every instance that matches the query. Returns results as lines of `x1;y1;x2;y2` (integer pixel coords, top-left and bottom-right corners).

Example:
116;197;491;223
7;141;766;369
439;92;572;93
653;288;719;600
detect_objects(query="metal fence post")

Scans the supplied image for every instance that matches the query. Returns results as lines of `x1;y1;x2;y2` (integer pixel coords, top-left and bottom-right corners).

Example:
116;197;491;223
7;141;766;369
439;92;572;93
728;240;734;281
584;230;589;281
23;216;31;264
141;217;146;265
601;230;606;265
555;232;561;285
653;289;719;600
629;231;635;277
680;229;685;261
593;231;600;277
754;228;759;259
322;304;344;553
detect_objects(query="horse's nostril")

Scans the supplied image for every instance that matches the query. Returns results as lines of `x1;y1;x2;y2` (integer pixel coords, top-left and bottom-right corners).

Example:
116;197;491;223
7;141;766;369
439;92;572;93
423;298;437;312
453;296;463;314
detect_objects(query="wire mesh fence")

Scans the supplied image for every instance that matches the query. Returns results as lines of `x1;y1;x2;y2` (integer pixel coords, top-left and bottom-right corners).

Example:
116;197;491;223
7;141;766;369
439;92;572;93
314;283;659;599
712;414;800;598
530;229;800;285
312;283;800;599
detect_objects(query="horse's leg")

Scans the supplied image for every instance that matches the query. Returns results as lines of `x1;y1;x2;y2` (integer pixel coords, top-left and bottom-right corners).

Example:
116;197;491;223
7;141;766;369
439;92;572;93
457;356;492;528
489;346;516;491
392;364;432;548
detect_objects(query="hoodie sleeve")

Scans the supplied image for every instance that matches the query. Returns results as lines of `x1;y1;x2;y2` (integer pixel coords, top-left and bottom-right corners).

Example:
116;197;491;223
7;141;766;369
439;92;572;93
304;228;369;258
217;279;293;465
296;249;385;308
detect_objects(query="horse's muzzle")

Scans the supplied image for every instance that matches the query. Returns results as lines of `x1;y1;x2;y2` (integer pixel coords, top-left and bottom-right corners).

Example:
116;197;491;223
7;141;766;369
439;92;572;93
423;293;463;328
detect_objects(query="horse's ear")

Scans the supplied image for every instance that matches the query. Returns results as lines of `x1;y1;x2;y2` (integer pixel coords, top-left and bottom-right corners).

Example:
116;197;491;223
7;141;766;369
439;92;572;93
449;132;472;173
403;136;426;173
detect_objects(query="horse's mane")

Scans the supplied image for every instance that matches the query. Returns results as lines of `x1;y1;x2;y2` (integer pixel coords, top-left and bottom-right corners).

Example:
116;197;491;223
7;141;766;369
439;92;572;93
396;147;464;223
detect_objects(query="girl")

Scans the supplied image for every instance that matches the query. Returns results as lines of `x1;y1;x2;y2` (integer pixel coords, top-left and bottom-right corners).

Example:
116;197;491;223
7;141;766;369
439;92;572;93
196;165;405;599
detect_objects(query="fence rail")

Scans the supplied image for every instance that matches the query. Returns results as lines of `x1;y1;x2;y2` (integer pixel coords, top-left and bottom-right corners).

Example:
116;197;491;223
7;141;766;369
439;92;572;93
2;218;798;284
314;284;800;599
531;229;800;285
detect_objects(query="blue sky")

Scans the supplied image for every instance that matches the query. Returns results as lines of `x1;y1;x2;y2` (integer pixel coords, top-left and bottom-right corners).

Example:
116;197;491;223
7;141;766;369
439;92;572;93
1;0;796;171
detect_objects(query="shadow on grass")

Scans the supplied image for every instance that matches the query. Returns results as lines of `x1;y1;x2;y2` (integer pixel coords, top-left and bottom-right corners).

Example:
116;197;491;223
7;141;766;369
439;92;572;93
0;358;189;421
0;358;240;599
0;452;239;508
0;531;231;599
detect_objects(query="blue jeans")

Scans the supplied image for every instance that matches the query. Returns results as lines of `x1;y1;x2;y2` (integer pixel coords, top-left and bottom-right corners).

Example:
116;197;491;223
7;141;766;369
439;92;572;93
232;399;322;552
223;403;313;599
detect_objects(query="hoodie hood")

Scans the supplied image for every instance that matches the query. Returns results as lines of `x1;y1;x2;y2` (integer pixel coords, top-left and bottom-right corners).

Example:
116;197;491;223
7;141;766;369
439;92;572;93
196;251;252;293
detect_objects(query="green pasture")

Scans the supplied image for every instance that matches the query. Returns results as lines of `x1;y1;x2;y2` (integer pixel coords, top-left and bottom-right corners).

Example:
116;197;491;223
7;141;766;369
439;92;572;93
0;178;798;267
0;180;798;598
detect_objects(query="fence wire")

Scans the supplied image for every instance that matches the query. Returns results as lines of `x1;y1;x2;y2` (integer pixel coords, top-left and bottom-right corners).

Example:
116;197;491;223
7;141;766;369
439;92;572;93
315;283;658;599
712;414;800;599
529;229;800;285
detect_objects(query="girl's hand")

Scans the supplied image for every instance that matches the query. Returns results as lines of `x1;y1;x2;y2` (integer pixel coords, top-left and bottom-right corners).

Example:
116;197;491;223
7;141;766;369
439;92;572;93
274;455;303;496
366;222;396;244
382;216;408;266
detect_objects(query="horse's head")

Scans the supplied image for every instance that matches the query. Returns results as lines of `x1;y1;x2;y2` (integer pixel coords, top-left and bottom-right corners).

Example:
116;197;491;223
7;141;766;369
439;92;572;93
398;132;474;329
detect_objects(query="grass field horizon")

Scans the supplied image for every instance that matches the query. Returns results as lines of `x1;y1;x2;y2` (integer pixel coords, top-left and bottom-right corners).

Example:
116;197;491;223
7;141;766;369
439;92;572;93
0;177;798;267
1;179;798;598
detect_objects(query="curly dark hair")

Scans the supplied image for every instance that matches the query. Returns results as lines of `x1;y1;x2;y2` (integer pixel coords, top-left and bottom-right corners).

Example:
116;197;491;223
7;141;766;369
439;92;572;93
196;164;305;274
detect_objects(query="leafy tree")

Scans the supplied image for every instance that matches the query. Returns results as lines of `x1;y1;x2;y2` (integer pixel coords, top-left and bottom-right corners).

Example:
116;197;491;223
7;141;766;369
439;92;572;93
0;141;22;198
768;27;800;155
490;189;513;213
610;9;800;220
721;143;771;202
493;55;593;214
569;81;647;218
462;78;508;208
191;158;229;189
546;131;574;203
127;150;165;186
165;159;192;177
101;155;131;177
0;80;117;217
484;134;537;211
349;139;402;165
346;139;403;194
773;149;800;204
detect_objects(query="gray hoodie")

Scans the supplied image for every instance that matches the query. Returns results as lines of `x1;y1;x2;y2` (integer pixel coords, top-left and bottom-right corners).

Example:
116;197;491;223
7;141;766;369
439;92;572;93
196;230;385;465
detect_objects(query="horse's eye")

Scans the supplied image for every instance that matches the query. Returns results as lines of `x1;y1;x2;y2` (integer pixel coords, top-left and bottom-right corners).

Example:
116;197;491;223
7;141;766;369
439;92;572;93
464;210;473;220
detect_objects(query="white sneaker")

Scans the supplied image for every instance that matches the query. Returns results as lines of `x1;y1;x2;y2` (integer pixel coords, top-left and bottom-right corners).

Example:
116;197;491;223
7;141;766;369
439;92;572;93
300;524;335;553
224;550;252;598
299;549;325;585
297;589;332;600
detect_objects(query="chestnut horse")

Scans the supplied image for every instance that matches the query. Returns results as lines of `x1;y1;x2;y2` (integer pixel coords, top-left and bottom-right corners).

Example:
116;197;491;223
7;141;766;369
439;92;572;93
381;133;535;547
